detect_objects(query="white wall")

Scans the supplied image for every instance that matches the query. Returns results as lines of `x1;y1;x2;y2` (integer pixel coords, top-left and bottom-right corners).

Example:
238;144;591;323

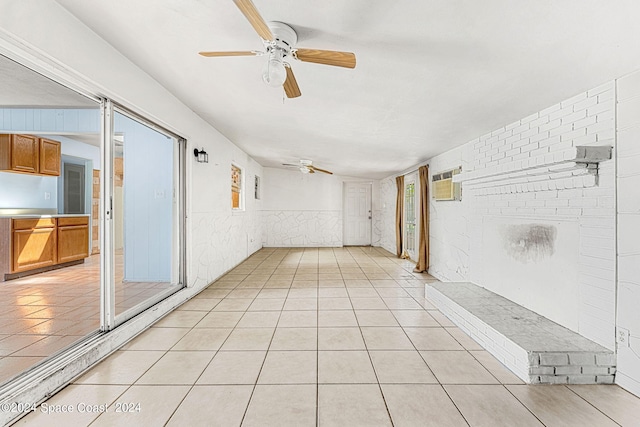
615;69;640;396
376;177;396;253
115;112;173;282
0;0;263;288
58;135;100;169
380;81;617;351
262;167;380;247
0;172;57;209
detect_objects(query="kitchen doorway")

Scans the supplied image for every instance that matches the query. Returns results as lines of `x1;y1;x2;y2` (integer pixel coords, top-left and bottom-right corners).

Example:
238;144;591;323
63;162;85;214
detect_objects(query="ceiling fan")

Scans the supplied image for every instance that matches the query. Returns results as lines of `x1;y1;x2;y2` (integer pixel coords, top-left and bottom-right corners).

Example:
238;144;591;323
283;160;333;175
199;0;356;98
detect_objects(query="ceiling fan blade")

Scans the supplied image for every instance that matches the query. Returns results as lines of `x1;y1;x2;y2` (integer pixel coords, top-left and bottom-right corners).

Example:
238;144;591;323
282;163;299;167
199;51;258;57
294;49;356;69
310;166;333;175
233;0;274;41
283;67;301;98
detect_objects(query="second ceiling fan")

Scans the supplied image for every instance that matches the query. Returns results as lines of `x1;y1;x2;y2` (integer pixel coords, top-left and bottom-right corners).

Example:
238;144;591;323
199;0;356;98
283;160;333;175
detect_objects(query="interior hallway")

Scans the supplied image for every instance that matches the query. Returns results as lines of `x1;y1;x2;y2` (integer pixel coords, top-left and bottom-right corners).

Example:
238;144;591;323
16;247;640;426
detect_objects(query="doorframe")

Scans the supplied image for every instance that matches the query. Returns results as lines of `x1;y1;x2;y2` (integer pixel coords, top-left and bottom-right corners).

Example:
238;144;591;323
58;155;92;215
342;181;373;246
105;103;187;330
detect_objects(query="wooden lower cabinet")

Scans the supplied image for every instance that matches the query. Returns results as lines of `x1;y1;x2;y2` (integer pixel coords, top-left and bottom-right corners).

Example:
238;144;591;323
57;217;89;263
12;226;57;273
6;216;89;277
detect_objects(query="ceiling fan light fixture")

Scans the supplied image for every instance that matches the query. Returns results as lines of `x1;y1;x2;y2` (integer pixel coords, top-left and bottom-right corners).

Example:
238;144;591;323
299;166;310;174
262;50;287;87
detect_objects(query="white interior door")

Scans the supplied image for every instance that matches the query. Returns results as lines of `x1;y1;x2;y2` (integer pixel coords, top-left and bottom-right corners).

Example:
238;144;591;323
344;182;372;246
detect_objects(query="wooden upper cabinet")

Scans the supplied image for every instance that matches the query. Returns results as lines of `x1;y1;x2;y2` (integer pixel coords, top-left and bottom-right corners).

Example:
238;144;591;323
39;138;61;176
0;134;40;174
0;134;60;176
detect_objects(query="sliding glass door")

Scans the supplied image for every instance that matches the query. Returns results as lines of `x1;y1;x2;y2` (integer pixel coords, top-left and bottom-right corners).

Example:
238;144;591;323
0;54;102;385
0;53;186;390
103;106;185;329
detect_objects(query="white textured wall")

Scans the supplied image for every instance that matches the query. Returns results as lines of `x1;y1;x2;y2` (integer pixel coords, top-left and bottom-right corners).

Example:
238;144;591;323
616;69;640;396
262;167;342;247
262;167;380;247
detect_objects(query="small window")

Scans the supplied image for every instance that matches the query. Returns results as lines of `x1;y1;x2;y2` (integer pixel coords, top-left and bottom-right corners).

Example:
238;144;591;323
231;164;243;209
254;175;261;200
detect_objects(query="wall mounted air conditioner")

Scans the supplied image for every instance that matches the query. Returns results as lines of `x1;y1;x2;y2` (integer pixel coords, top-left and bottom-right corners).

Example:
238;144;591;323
432;167;462;201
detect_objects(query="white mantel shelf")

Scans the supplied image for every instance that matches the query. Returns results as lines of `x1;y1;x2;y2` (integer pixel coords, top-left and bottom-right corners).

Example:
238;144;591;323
453;145;612;184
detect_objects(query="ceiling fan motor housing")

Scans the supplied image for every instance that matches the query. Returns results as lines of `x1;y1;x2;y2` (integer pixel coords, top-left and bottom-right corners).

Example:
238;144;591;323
265;22;298;59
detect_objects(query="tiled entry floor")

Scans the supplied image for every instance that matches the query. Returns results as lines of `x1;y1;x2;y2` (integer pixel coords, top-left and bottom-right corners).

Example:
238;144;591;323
0;254;173;387
17;247;640;426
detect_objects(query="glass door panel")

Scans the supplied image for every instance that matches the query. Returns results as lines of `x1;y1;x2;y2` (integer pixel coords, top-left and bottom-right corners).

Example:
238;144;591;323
111;109;182;321
0;54;101;385
404;174;418;261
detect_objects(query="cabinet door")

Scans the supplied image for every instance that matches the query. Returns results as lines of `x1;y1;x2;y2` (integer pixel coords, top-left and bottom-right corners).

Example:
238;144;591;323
58;225;89;263
12;227;57;272
11;134;39;173
39;138;61;176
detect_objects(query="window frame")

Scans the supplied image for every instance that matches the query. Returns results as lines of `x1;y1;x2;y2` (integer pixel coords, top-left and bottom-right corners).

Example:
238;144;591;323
231;162;244;211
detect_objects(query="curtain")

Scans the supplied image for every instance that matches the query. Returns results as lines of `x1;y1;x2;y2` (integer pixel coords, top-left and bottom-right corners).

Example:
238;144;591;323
414;165;430;272
395;175;404;257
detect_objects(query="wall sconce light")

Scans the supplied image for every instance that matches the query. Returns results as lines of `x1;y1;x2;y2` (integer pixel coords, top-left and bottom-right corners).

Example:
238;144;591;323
194;148;208;163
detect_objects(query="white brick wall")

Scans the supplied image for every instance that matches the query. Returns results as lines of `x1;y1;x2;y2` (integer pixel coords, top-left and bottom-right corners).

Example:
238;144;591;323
425;82;617;350
378;75;640;386
615;69;640;397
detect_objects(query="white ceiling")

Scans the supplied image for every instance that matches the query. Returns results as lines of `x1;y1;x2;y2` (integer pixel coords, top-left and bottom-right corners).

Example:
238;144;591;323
56;0;640;178
0;54;97;107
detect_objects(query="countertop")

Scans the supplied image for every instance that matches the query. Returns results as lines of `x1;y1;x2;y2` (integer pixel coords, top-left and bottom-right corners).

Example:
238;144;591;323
0;214;90;219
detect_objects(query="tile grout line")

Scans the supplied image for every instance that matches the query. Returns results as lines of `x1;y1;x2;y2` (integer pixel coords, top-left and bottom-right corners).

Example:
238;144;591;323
564;385;623;426
501;384;551;427
237;248;291;427
162;250;273;426
353;296;396;427
439;384;473;427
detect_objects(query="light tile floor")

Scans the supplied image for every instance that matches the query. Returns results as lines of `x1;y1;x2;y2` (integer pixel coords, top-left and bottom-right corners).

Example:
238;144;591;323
16;247;640;426
0;254;174;386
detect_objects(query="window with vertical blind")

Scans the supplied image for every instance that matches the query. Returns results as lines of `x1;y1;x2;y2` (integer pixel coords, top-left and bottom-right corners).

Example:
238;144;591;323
231;164;243;209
